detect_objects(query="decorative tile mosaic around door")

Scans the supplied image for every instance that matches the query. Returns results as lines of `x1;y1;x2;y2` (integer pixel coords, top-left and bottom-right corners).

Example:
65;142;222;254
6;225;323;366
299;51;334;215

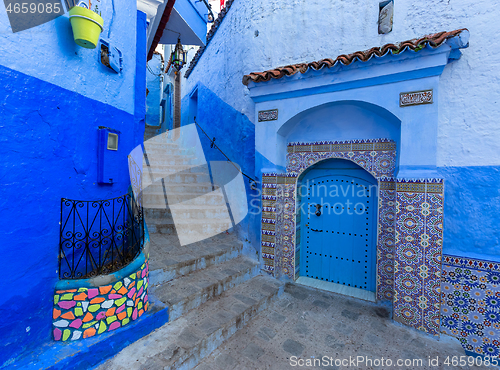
261;139;397;300
260;139;448;337
393;179;444;335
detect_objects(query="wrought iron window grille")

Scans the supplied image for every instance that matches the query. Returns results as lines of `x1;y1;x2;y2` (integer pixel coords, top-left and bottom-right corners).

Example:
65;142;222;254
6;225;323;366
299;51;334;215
59;192;144;280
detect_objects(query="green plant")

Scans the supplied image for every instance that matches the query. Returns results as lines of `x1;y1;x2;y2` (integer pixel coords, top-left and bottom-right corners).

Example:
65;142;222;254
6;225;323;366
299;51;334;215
92;4;101;16
413;40;427;52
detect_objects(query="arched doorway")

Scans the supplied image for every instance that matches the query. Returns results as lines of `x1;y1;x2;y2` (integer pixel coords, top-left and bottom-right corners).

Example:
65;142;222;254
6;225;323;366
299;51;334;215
261;138;397;302
298;158;378;293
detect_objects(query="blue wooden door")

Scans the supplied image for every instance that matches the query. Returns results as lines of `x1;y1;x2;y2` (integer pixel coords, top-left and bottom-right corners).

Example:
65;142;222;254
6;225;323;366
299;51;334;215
299;160;377;292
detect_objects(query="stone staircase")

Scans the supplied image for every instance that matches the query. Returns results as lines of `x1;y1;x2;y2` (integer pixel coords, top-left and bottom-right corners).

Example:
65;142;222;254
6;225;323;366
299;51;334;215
144;124;161;141
96;133;284;370
142;134;234;246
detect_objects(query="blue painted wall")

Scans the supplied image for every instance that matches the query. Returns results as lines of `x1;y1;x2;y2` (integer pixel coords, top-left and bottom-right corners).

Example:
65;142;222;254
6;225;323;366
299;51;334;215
181;83;260;250
254;100;401;194
0;0;137;114
0;8;147;367
439;166;500;263
135;10;148;147
276;100;401;175
146;53;162;127
174;0;210;43
280;101;401;146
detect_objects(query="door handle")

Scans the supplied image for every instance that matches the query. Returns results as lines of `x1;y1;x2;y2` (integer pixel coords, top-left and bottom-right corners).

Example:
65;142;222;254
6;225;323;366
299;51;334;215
315;204;322;216
311;228;323;232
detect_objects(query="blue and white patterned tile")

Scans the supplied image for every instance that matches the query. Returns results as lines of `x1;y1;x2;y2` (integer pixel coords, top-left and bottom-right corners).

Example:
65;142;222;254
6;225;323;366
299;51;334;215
426;192;444;212
441;258;500;357
372;152;396;177
394;179;444;336
350;151;373;174
394;301;422;329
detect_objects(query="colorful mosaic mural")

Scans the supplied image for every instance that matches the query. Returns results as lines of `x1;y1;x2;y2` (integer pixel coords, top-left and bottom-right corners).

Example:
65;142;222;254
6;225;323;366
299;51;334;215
261;139;398;300
441;255;500;357
393;179;444;336
52;259;149;342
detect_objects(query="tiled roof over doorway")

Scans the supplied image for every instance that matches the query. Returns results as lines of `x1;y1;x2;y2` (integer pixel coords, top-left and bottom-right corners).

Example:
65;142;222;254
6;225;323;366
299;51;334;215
242;29;468;85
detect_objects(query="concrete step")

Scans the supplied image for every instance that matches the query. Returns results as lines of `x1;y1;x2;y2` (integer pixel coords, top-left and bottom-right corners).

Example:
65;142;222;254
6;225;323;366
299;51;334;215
144;135;179;143
146;149;195;163
143;167;209;181
151;255;260;322
144;204;230;220
143;172;211;185
144;127;160;141
143;161;199;170
147;172;203;184
143;183;215;195
145;218;233;240
96;275;284;370
148;233;244;286
144;138;179;146
144;155;196;166
143;157;200;165
143;191;226;208
144;144;194;156
143;163;204;171
144;154;195;164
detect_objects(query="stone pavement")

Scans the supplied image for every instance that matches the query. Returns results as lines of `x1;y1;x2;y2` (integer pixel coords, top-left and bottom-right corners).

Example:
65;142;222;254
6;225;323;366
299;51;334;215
95;274;284;370
193;283;491;370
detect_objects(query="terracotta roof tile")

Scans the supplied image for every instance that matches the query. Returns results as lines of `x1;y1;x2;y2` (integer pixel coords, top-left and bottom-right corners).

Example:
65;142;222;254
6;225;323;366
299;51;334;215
242;29;468;86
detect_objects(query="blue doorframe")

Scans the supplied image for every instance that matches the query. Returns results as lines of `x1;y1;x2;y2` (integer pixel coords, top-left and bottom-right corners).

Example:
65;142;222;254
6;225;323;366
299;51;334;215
298;159;378;292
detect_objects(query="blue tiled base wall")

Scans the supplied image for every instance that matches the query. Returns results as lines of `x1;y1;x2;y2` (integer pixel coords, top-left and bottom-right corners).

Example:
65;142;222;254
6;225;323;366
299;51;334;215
441;255;500;357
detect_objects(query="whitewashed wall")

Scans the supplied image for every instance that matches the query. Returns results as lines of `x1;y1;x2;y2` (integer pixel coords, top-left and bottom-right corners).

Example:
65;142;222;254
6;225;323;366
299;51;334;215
184;0;500;167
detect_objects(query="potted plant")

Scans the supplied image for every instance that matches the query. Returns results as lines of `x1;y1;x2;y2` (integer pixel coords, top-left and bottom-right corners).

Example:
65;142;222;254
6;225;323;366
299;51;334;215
68;1;103;49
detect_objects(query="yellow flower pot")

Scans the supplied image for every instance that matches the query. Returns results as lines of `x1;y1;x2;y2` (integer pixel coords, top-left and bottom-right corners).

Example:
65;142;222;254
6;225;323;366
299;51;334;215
69;6;104;49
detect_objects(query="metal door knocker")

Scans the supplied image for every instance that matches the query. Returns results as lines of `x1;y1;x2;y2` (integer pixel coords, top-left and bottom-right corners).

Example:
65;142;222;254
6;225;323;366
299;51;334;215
315;204;322;216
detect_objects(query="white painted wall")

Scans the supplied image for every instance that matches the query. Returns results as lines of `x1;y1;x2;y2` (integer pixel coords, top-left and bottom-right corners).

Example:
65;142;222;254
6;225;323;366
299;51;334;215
184;0;500;167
